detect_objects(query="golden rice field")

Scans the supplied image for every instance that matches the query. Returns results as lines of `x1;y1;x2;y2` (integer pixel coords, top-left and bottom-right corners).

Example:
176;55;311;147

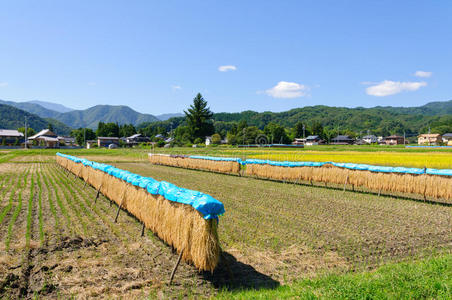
248;151;452;169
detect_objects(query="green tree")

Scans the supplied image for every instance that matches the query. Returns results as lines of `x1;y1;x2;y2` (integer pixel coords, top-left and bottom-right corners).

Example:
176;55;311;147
71;128;96;146
184;93;214;140
18;127;35;137
96;122;119;137
119;124;137;137
211;133;222;145
47;122;54;132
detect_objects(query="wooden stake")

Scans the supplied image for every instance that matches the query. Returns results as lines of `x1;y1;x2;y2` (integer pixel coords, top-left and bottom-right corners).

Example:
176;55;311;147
169;249;184;285
114;191;126;223
95;184;102;203
83;181;87;188
141;222;146;237
343;175;349;192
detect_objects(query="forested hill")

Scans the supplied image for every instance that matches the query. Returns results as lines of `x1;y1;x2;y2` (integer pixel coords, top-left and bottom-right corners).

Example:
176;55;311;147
0;99;159;129
141;100;452;137
56;105;159;128
0;104;72;135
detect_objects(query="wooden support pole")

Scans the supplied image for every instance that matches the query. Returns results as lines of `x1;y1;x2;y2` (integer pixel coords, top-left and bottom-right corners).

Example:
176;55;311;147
343;175;349;192
83;181;87;188
114;191;126;223
169;249;184;285
141;222;146;237
95;184;102;203
378;188;381;197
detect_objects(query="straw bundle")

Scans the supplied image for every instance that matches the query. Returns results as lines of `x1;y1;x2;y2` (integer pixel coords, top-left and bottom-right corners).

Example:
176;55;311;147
56;155;222;272
246;163;452;202
149;154;241;175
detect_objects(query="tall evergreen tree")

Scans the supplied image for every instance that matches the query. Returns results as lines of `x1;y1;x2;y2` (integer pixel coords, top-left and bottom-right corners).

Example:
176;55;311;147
184;93;214;140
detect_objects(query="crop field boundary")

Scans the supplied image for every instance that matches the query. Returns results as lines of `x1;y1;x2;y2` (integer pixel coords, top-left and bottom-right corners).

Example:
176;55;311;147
149;154;452;205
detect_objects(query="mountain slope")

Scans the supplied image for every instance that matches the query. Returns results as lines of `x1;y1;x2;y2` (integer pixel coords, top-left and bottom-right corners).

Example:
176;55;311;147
0;104;72;135
156;113;184;121
28;100;73;113
0;99;61;118
56;105;159;128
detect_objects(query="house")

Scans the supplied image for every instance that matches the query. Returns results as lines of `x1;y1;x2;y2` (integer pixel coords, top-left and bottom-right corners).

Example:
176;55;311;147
418;133;442;145
57;136;76;146
86;140;96;149
28;129;59;148
292;138;305;145
126;133;150;146
442;133;452;146
0;129;24;146
97;137;119;148
305;135;323;146
205;136;212;146
331;135;354;145
384;135;405;145
362;135;377;144
155;134;165;139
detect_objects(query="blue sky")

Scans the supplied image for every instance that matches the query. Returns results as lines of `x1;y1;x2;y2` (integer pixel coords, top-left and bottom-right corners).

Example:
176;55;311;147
0;1;451;115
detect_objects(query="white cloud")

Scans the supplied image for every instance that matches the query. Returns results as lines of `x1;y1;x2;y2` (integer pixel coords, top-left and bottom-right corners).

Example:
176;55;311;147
0;82;8;87
172;85;181;90
265;81;310;99
366;80;427;96
414;70;432;78
218;65;237;72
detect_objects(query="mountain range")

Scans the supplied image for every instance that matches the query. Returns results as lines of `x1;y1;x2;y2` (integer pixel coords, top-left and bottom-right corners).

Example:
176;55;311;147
1;98;452;137
0;99;159;129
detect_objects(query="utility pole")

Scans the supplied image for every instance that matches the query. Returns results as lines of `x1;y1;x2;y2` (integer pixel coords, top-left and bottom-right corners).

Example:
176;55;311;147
24;117;28;149
84;128;86;147
403;131;406;145
303;124;306;139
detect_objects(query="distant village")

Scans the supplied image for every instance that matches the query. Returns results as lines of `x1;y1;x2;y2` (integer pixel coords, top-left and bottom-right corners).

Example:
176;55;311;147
1;127;451;149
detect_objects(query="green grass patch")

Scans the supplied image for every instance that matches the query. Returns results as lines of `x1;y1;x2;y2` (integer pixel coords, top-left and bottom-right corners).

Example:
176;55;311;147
216;254;452;299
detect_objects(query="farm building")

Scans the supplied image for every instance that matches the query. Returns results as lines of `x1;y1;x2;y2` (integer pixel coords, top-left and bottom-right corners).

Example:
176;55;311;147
97;137;119;148
86;140;96;149
384;135;405;145
292;138;305;145
0;129;24;146
442;133;452;145
331;135;354;145
126;133;150;146
418;133;442;145
28;129;59;148
305;135;324;146
362;135;377;144
57;136;76;146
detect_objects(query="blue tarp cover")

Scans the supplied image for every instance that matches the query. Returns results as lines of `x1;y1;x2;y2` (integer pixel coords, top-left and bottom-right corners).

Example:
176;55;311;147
56;153;225;220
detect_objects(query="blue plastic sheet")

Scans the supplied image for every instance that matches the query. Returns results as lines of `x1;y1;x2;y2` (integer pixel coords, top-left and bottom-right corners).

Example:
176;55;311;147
56;153;225;220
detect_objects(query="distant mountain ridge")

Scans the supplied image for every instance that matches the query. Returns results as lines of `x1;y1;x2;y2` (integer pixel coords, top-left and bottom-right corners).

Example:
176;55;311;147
0;104;72;135
0;99;159;129
57;105;159;128
156;113;184;120
28;100;73;113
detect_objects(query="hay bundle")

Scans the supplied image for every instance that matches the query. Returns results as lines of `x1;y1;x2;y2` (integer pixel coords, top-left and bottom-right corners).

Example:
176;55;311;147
149;153;241;175
56;153;223;272
245;162;452;203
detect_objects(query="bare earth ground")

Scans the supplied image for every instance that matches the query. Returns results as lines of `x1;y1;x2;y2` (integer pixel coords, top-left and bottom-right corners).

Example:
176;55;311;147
0;157;451;298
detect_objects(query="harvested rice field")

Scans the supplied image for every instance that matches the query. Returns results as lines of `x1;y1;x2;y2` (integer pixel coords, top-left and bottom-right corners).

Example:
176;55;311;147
1;152;451;298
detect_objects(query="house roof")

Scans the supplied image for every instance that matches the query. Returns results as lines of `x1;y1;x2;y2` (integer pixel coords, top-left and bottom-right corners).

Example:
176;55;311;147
419;133;441;138
127;133;142;139
442;133;452;137
0;129;24;137
332;135;352;141
362;135;377;139
98;137;119;140
306;135;319;140
385;135;403;139
28;129;57;140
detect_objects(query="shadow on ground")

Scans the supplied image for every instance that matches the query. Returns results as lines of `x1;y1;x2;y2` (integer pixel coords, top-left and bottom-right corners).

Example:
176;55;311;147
202;251;280;291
